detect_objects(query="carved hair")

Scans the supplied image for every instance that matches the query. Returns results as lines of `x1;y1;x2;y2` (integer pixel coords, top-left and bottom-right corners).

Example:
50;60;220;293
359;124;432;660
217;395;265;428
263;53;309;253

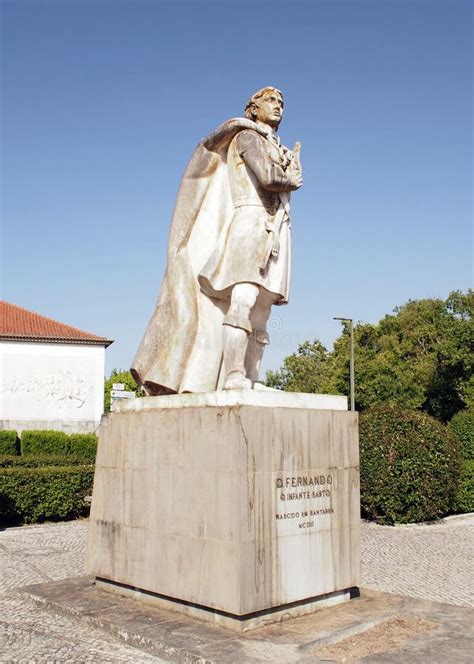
245;86;284;121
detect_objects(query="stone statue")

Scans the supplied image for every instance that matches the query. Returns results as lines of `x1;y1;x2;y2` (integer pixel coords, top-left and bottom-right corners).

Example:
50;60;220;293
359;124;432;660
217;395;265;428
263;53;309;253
131;87;303;395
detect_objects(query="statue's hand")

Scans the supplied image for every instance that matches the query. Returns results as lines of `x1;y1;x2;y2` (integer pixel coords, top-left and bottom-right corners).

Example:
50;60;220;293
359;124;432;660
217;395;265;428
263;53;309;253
288;170;303;190
287;141;302;189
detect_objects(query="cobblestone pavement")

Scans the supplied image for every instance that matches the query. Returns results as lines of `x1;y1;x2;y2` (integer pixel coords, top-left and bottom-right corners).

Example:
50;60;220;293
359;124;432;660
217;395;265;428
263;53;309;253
0;515;472;662
0;521;161;663
361;514;474;608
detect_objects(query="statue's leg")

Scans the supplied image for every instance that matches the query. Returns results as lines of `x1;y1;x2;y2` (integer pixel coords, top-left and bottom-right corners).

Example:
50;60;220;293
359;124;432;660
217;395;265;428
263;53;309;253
245;289;277;385
222;283;260;390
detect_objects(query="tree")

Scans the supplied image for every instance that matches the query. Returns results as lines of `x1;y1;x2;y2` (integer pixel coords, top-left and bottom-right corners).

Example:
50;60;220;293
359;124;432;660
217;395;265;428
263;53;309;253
265;340;329;393
267;290;473;421
421;291;474;418
104;369;141;413
322;319;429;412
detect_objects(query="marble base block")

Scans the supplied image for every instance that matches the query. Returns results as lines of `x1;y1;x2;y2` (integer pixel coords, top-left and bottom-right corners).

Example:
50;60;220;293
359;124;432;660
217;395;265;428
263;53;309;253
86;390;360;631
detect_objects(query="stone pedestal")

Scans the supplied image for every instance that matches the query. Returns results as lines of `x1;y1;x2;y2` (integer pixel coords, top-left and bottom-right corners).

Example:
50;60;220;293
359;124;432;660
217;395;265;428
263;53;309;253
86;390;360;631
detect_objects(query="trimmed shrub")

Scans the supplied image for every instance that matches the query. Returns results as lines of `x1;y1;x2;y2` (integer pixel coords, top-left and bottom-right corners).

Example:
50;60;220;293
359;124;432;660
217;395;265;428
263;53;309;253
360;405;461;524
449;409;473;460
21;430;70;456
20;430;98;461
69;434;97;461
454;460;474;514
0;454;93;468
0;431;19;455
0;465;94;525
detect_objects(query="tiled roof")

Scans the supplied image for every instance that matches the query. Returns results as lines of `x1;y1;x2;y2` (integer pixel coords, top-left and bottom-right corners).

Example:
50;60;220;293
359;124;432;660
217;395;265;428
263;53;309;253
0;301;113;346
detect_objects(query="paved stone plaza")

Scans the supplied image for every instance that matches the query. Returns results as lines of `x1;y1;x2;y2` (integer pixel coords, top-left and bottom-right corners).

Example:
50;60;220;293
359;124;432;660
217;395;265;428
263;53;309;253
0;522;162;663
361;515;474;607
0;515;472;662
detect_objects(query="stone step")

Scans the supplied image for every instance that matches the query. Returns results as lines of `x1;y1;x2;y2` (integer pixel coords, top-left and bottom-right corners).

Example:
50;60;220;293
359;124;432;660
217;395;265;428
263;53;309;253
21;577;472;663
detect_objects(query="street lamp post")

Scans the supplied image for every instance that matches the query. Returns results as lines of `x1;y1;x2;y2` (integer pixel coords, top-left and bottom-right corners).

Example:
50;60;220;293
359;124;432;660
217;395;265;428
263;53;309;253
333;317;355;411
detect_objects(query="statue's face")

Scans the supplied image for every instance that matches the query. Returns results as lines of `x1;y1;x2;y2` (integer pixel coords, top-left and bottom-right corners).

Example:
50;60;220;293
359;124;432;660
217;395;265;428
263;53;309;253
252;91;284;128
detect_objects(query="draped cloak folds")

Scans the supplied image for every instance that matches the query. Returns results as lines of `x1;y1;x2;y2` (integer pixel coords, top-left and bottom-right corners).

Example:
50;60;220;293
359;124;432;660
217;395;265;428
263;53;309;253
131;118;274;395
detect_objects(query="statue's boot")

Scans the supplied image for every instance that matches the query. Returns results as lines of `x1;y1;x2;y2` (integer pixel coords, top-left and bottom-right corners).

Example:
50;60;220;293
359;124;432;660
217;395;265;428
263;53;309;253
223;325;252;390
253;382;278;391
224;372;252;390
245;328;269;386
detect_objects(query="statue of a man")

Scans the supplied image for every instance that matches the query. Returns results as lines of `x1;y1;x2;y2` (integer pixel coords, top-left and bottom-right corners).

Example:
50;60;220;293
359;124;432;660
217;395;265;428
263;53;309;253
131;87;302;395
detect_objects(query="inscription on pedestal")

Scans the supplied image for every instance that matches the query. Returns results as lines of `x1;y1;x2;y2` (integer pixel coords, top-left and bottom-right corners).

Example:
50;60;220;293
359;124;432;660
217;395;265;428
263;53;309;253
274;473;335;534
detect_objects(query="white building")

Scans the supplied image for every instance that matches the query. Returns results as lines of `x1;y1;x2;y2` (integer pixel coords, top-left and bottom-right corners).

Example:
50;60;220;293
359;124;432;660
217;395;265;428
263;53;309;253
0;301;113;433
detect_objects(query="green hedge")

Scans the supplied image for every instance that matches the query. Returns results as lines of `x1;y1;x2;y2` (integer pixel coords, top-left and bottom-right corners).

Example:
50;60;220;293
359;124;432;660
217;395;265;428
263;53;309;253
360;405;461;524
21;430;69;456
0;454;93;468
449;409;473;460
69;434;98;460
454;460;474;514
0;431;19;455
0;465;94;525
20;430;97;462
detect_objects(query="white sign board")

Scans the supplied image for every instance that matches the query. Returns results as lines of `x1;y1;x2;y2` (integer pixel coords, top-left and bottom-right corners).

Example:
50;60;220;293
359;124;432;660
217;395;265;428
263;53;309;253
112;383;125;391
111;390;136;399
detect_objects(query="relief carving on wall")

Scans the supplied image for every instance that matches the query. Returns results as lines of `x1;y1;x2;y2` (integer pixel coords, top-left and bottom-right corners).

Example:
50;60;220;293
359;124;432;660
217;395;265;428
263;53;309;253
2;370;91;410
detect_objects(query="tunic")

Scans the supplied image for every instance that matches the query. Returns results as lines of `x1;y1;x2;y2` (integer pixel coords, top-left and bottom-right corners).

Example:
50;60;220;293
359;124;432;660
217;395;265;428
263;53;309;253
198;129;294;304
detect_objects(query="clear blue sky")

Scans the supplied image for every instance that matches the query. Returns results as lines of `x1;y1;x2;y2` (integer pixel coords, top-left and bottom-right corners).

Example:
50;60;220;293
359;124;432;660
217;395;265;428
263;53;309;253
1;0;472;376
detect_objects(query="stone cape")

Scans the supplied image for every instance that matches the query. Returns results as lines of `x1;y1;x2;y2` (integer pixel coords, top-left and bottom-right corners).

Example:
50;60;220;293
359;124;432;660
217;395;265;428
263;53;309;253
131;119;276;397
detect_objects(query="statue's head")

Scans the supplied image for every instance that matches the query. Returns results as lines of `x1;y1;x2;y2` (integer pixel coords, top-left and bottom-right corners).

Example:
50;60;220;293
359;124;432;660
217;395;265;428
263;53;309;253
245;86;284;129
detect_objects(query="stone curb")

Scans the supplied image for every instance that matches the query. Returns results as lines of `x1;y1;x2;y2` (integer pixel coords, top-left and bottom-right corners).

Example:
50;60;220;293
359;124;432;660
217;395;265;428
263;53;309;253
362;512;474;528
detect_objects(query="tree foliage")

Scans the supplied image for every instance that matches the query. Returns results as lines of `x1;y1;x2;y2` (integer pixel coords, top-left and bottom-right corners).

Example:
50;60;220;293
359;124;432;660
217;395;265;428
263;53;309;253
266;290;473;421
265;340;329;393
104;369;141;412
